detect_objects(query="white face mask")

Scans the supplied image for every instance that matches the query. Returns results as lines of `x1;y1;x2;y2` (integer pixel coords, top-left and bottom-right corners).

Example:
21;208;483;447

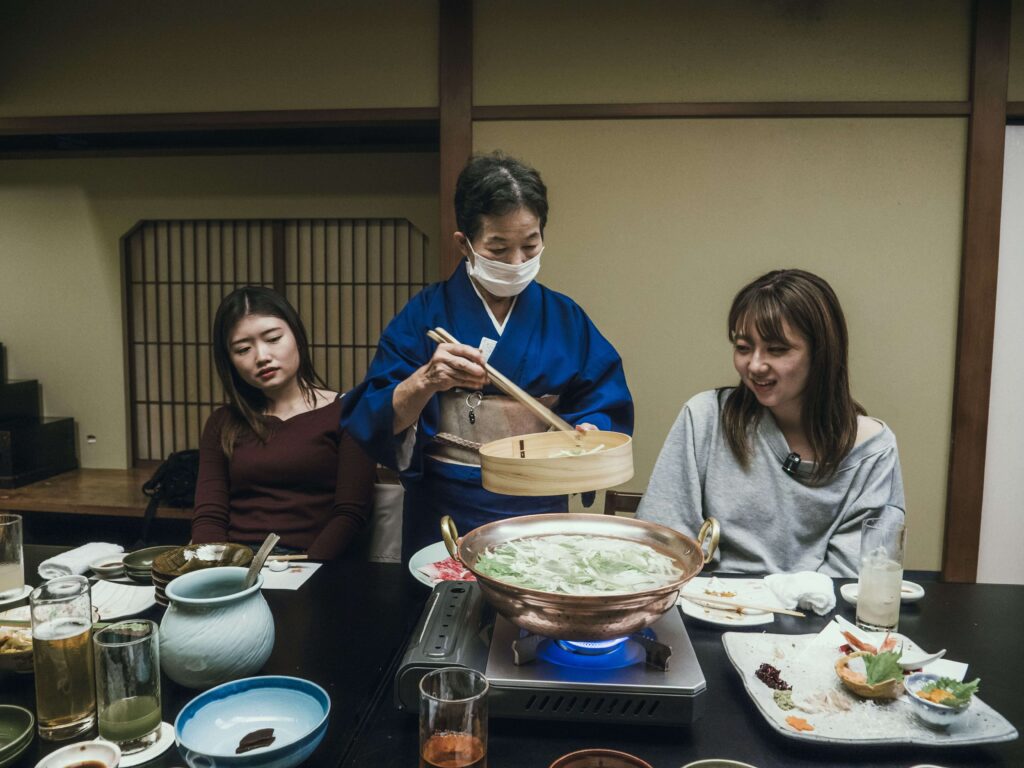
464;241;543;298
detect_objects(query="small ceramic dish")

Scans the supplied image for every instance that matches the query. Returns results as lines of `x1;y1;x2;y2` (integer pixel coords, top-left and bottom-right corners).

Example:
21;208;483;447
33;739;120;768
123;546;178;572
0;705;34;768
175;676;330;768
681;761;760;768
904;673;972;729
839;580;925;606
89;556;126;579
548;749;653;768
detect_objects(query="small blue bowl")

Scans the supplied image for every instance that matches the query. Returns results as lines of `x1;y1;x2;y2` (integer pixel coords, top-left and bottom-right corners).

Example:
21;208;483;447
904;672;971;729
175;676;330;768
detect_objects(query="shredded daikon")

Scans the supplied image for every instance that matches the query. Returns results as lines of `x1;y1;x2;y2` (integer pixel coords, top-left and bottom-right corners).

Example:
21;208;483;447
474;534;682;595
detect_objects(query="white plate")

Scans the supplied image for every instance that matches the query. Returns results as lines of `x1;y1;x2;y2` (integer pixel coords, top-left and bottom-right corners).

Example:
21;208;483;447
721;631;1017;746
90;580;156;620
0;584;32;606
839;579;925;606
678;577;774;627
407;541;455;587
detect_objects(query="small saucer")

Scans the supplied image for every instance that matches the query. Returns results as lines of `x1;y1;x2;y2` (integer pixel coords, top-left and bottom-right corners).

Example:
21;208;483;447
0;585;32;607
107;722;174;768
840;580;925;606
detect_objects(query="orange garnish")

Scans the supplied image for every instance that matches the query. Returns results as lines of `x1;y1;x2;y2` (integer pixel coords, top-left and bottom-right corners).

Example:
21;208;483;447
786;715;815;732
921;688;956;705
840;630;877;654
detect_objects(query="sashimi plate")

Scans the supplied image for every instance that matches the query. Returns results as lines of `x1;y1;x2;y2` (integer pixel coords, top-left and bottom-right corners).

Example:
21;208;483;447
408;541;474;587
722;631;1017;746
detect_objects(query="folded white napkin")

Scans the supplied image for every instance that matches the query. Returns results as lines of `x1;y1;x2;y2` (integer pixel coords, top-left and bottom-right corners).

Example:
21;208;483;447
38;542;124;580
765;571;836;615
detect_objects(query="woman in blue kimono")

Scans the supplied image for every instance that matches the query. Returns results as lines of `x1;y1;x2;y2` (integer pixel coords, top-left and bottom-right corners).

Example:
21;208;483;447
342;152;634;559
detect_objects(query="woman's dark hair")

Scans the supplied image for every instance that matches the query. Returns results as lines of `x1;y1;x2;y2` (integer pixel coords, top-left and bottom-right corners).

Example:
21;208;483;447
721;269;864;483
211;286;326;457
454;152;549;242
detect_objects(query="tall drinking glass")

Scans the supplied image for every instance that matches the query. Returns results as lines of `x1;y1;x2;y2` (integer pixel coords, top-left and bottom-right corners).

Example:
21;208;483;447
0;514;24;599
30;575;97;740
94;620;162;754
419;668;488;768
855;518;906;632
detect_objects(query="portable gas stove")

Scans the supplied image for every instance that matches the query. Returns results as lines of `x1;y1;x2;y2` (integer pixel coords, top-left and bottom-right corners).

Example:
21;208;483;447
395;581;706;726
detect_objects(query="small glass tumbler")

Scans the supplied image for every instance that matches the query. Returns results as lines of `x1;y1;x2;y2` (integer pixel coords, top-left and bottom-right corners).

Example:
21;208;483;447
0;514;24;600
30;575;97;740
419;668;489;768
94;620;162;754
855;518;906;632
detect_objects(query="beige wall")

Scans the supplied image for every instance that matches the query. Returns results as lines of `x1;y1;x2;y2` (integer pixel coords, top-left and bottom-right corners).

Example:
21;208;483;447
0;153;439;469
0;0;438;115
476;0;970;104
474;119;967;570
1011;0;1024;101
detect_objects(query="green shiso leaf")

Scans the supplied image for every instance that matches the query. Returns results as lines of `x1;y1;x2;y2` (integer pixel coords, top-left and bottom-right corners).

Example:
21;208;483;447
920;677;981;706
863;651;903;685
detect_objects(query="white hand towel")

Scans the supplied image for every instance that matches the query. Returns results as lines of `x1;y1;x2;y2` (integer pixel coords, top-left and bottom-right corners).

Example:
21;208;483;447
38;542;124;580
765;571;836;616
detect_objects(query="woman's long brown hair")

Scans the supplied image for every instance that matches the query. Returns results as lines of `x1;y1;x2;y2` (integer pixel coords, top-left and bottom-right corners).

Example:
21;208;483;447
212;286;327;458
721;269;864;483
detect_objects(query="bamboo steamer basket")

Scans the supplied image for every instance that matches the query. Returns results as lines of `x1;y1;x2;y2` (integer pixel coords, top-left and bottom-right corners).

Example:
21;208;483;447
479;429;633;496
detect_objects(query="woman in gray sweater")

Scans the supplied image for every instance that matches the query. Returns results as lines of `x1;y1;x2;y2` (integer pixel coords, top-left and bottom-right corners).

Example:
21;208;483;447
637;269;905;577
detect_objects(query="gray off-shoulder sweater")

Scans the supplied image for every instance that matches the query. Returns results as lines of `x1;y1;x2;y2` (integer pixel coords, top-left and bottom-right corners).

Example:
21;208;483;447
636;389;905;577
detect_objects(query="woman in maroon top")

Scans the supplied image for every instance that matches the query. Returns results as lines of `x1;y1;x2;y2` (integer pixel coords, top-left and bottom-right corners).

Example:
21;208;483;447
191;286;375;560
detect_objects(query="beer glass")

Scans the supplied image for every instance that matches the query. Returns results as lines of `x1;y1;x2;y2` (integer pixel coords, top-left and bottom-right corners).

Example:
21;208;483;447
0;514;24;599
419;668;488;768
855;518;906;632
94;620;162;754
30;575;97;740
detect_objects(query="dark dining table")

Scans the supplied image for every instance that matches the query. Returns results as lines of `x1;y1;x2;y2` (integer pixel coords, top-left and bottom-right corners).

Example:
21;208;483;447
2;547;1022;768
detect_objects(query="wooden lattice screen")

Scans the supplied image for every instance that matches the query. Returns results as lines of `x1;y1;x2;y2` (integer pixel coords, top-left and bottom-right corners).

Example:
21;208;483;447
124;219;432;464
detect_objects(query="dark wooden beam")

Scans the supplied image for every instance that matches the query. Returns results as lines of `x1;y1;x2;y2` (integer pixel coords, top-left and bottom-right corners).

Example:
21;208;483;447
0;108;438;136
438;0;473;278
473;101;972;121
943;0;1011;583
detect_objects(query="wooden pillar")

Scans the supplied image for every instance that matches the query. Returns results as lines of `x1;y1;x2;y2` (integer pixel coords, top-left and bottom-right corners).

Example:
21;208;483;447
943;0;1011;582
438;0;473;278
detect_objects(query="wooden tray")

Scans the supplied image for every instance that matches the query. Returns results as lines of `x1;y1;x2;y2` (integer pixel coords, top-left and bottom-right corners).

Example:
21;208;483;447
479;429;633;496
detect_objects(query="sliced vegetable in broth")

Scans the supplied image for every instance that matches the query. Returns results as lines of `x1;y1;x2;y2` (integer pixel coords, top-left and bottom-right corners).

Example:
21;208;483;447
474;534;682;595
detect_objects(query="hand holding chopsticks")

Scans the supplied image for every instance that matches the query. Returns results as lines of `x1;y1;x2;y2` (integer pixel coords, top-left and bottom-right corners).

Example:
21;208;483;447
426;327;575;433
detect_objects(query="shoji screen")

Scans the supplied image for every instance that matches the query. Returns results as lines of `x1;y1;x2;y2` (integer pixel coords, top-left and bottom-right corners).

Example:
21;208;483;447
124;218;430;463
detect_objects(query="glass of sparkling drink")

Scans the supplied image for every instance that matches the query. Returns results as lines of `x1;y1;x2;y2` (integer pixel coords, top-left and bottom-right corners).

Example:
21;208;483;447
0;514;24;600
30;575;97;740
94;620;162;754
419;668;488;768
855;518;906;632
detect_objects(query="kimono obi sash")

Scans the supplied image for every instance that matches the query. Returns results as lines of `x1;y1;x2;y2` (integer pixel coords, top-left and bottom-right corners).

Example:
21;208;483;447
428;389;561;466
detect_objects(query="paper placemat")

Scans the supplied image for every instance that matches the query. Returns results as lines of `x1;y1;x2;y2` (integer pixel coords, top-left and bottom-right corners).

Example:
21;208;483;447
260;562;321;590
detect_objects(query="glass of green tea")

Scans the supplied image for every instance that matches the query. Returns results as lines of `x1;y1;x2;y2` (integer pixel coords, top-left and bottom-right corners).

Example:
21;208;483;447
93;620;162;755
30;575;97;740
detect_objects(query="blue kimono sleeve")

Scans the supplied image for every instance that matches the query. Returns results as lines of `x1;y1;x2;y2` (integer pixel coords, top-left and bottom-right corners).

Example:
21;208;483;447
340;295;435;471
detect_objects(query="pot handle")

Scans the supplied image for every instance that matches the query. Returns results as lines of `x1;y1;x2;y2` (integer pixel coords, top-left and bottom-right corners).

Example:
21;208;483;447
440;515;462;562
697;517;720;564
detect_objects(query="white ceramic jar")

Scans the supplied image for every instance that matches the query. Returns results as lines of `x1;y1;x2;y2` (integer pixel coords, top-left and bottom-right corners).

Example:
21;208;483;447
159;566;274;689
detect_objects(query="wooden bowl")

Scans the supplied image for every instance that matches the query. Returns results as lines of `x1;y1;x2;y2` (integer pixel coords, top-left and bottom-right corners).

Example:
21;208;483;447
834;652;904;700
479;430;633;496
152;543;253;579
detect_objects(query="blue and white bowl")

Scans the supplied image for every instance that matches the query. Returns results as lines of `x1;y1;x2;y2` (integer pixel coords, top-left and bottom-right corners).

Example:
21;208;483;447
904;672;972;729
175;676;330;768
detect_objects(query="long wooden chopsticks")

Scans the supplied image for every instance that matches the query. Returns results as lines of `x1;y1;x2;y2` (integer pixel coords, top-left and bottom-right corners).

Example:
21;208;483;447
427;327;575;433
680;593;806;618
